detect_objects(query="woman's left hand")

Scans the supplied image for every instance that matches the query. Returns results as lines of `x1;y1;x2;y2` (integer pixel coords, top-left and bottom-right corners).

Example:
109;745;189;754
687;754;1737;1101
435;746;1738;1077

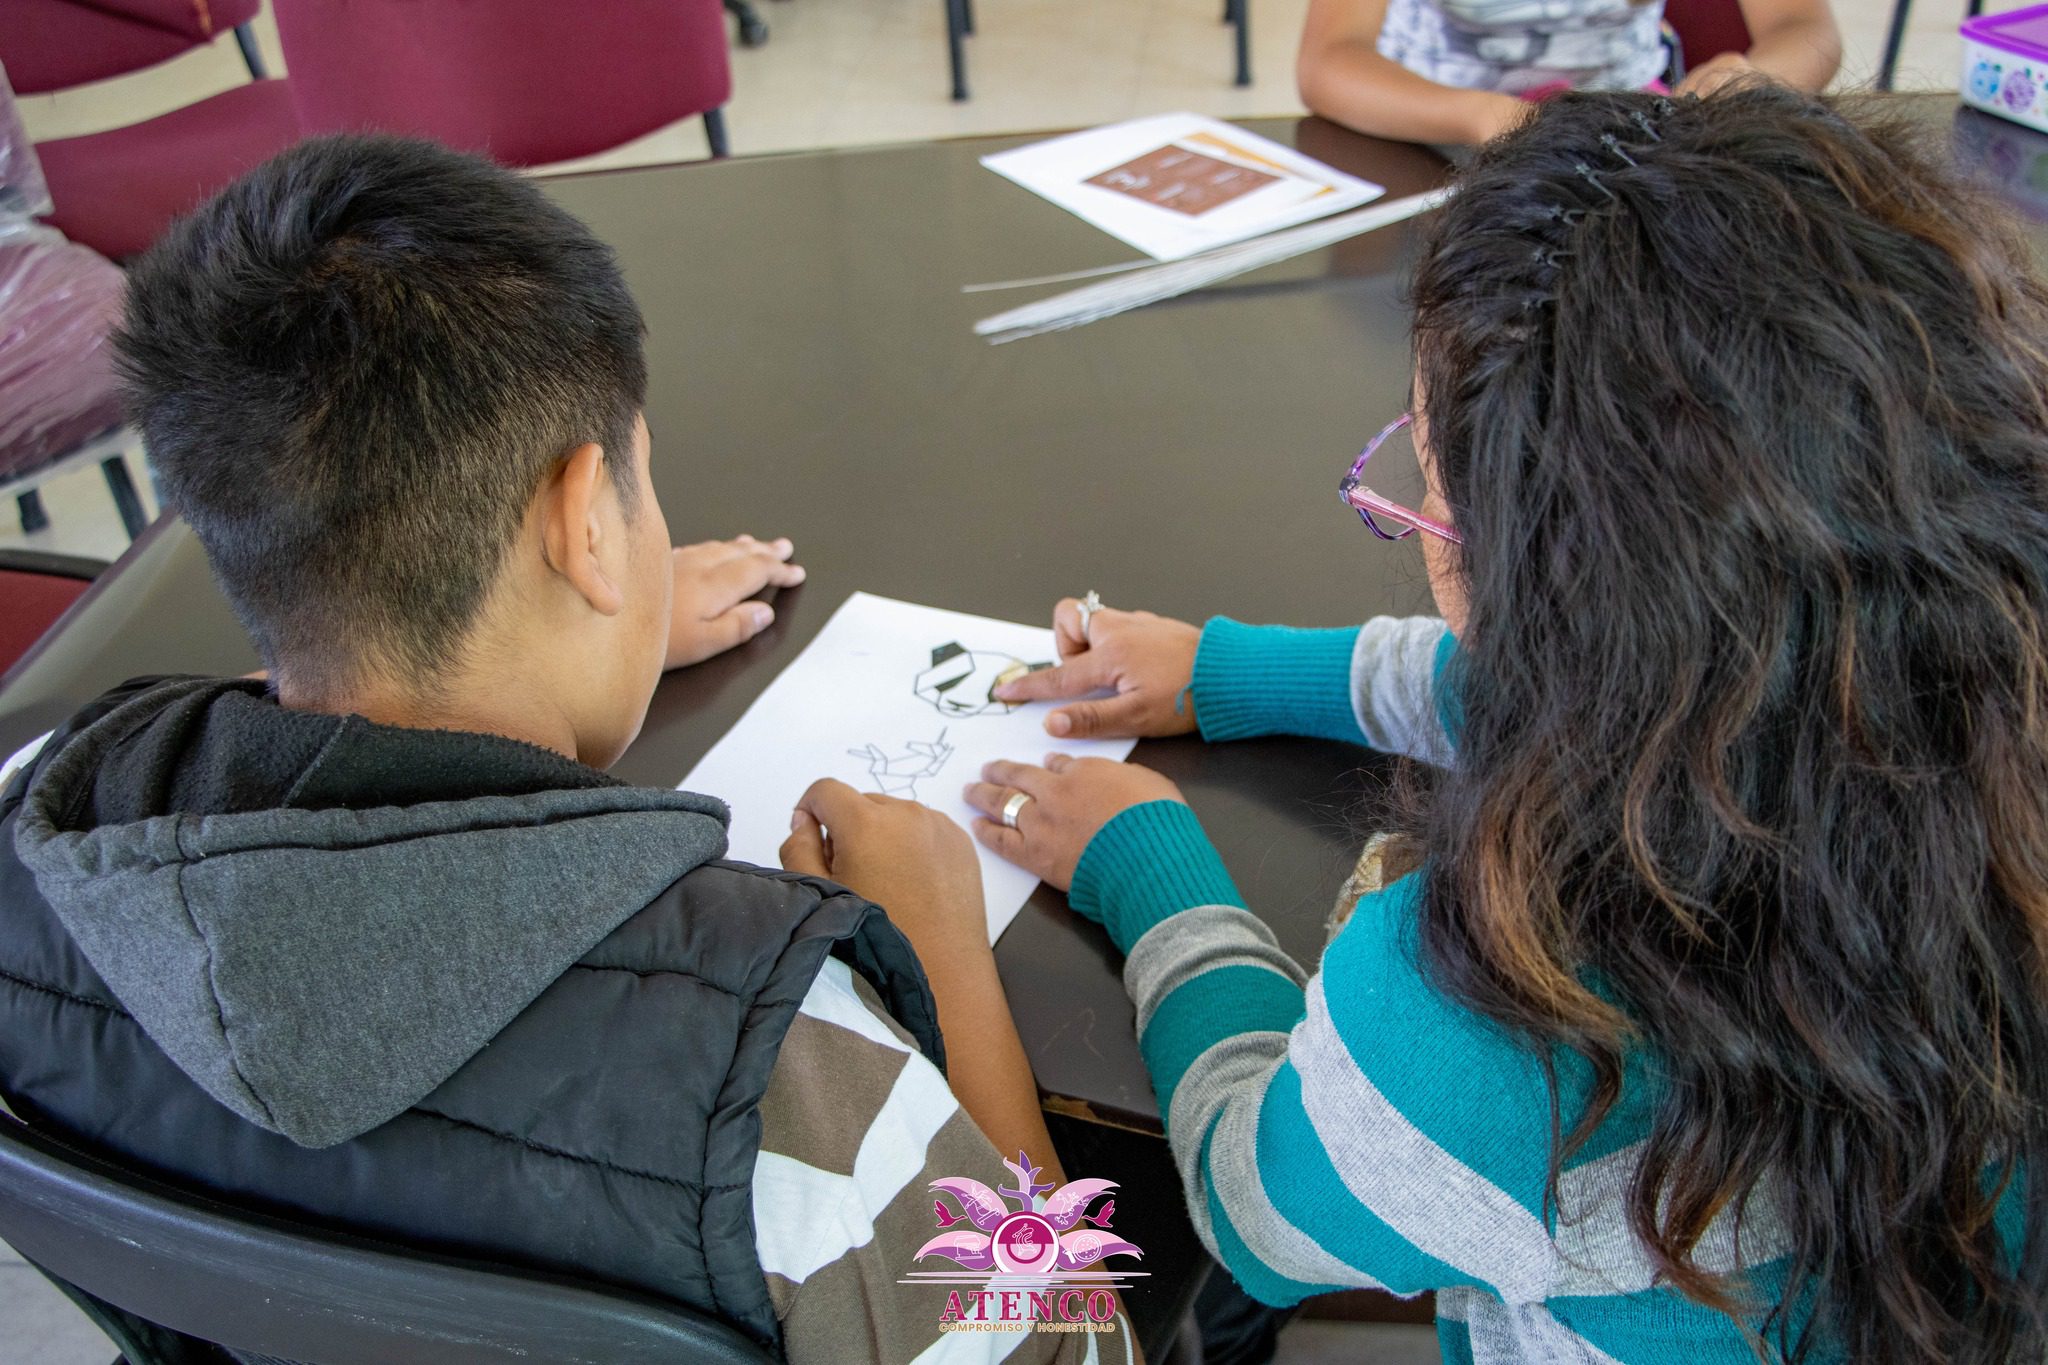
964;755;1186;892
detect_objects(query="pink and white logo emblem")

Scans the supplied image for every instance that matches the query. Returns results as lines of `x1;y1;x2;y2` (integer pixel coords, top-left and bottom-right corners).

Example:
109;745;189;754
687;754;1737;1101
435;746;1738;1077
914;1150;1143;1273
905;1152;1144;1335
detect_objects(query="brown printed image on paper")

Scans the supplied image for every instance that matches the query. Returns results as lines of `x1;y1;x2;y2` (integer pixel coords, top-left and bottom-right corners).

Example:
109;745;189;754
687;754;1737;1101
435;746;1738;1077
1085;144;1280;216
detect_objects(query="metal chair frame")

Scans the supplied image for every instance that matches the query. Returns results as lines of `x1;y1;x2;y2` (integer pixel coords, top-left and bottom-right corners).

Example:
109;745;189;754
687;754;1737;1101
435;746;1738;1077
1878;0;1985;89
0;1106;776;1365
3;427;150;543
232;21;269;78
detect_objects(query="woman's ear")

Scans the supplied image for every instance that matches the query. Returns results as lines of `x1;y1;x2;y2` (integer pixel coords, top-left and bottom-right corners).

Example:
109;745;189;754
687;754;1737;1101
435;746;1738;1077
539;442;624;617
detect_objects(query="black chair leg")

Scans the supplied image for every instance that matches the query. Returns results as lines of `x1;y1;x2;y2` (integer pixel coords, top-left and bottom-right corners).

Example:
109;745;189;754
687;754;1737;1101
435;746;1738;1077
1231;0;1251;86
233;22;267;79
703;108;731;159
723;0;769;47
16;489;48;534
961;0;975;36
945;0;969;100
101;457;147;540
1877;0;1910;90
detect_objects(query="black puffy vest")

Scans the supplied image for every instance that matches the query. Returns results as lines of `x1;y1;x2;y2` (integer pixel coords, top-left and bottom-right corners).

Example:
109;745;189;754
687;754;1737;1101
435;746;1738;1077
0;718;943;1353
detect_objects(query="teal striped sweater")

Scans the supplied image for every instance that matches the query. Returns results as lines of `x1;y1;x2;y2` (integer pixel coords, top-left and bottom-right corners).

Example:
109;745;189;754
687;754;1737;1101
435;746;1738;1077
1069;617;1805;1365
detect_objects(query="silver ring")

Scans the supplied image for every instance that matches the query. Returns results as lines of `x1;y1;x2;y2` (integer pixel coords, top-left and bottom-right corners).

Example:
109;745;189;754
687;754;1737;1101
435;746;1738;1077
1077;589;1104;642
1000;791;1033;829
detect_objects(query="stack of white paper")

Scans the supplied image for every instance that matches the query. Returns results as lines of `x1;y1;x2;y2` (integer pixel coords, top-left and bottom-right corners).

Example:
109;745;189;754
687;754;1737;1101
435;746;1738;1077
981;112;1385;262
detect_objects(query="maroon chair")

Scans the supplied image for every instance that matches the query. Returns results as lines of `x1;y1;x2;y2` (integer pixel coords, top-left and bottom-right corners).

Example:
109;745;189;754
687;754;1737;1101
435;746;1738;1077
1;0;302;259
1662;0;1752;77
275;0;735;161
0;549;105;680
33;81;303;260
0;0;267;93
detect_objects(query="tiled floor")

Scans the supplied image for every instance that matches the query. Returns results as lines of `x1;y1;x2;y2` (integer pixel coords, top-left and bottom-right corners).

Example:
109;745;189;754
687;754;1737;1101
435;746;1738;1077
0;0;1995;1357
2;1260;121;1365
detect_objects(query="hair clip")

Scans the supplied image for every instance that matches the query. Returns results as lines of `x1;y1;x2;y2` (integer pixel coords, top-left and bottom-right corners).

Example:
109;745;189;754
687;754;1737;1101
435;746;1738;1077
1572;161;1618;202
1531;245;1572;270
1543;204;1586;226
1628;110;1662;141
1600;133;1638;167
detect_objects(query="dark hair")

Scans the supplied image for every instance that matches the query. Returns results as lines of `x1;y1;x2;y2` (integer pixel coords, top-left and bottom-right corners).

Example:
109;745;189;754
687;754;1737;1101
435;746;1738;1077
116;134;647;694
1409;86;2048;1364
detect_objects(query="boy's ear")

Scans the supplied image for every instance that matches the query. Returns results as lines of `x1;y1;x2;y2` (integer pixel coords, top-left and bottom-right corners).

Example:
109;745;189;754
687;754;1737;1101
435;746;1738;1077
539;442;624;617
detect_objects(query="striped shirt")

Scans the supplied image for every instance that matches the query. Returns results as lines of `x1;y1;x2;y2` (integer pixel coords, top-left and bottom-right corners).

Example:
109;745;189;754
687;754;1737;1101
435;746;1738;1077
754;956;1133;1365
1066;616;1808;1364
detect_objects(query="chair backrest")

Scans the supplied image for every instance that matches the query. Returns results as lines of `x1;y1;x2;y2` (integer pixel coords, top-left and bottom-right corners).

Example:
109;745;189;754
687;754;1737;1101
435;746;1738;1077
272;0;731;168
1661;0;1752;72
0;551;101;678
0;1111;776;1365
0;0;263;95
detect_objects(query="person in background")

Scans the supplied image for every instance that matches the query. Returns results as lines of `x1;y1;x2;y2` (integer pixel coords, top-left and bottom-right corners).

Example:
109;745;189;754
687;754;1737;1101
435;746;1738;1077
859;87;2048;1364
1296;0;1838;145
0;134;1128;1365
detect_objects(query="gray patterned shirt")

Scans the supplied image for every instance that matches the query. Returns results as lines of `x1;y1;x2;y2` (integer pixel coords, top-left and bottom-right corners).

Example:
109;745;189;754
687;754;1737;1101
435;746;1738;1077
1377;0;1667;93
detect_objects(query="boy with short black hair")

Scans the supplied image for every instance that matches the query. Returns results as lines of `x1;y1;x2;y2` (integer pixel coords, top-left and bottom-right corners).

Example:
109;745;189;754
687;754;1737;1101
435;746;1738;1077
0;134;1125;1363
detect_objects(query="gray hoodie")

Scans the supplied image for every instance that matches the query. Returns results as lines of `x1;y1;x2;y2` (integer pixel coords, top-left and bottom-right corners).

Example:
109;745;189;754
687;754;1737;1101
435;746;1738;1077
9;676;731;1148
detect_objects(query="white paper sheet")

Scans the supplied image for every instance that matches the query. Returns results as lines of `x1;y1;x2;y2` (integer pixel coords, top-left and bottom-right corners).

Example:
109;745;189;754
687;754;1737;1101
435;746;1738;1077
980;113;1385;261
679;593;1137;943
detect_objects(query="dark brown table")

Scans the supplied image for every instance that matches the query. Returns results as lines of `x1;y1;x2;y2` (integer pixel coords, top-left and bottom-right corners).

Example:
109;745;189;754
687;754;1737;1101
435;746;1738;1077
0;116;1452;1134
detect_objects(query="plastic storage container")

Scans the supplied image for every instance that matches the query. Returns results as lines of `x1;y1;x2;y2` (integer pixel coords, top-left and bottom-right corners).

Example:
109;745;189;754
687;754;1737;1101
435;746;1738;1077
1963;6;2048;133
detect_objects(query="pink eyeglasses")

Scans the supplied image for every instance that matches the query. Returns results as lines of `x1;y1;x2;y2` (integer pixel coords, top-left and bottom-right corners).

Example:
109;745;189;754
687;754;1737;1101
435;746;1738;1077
1339;413;1462;544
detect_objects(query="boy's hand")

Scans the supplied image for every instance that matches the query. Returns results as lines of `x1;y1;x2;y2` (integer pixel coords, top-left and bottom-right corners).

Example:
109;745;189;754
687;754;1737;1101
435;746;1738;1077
666;535;806;669
966;755;1186;892
990;599;1201;739
780;779;988;952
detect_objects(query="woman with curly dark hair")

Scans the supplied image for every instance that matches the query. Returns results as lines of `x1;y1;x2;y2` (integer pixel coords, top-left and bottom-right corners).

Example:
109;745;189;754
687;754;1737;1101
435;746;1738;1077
921;86;2048;1363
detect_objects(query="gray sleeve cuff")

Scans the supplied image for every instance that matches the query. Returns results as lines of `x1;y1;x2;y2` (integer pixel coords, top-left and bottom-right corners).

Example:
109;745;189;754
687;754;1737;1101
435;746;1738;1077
1349;618;1454;765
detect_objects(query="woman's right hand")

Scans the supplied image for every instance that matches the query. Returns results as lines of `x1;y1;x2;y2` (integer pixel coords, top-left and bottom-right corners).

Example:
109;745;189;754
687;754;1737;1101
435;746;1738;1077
992;599;1202;740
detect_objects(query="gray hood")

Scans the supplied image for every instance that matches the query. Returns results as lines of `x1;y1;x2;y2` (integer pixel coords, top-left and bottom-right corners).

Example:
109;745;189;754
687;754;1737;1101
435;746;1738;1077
11;680;729;1149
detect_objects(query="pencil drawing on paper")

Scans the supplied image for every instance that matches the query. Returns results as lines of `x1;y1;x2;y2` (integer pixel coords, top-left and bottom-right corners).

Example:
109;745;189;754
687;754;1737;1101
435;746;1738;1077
851;728;955;800
914;642;1052;718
